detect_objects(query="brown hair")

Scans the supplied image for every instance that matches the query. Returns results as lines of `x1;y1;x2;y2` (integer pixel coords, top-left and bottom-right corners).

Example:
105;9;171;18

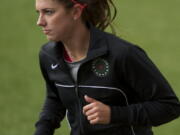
56;0;117;31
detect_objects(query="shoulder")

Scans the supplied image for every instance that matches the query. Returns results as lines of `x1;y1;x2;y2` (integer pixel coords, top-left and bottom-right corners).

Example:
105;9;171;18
39;41;59;61
103;32;146;58
39;41;56;56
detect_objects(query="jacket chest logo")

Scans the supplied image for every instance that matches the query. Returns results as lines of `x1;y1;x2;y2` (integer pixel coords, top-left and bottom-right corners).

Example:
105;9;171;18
92;58;109;77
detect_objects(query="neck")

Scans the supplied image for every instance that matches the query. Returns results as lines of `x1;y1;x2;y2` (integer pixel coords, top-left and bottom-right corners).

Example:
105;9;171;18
62;22;90;62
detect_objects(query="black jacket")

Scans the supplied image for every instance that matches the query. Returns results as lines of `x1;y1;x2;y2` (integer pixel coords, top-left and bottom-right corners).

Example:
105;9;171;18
34;25;180;135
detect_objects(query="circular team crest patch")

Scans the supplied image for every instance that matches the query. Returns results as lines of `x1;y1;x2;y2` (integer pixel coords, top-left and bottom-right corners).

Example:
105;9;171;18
92;58;109;77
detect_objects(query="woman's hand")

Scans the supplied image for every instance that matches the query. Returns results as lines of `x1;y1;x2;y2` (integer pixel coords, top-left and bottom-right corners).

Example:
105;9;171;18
83;95;111;124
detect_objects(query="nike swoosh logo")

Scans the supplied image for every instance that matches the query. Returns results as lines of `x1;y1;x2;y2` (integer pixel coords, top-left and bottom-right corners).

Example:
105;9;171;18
51;64;59;69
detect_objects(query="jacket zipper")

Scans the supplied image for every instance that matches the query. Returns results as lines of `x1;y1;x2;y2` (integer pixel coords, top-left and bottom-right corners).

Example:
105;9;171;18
75;68;84;135
69;52;107;135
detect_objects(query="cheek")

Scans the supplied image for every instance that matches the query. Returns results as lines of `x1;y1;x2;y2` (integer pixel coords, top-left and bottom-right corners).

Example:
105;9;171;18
55;18;74;33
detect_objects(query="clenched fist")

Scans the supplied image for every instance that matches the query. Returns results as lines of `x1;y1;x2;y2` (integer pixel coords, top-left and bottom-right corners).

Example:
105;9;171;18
83;95;111;125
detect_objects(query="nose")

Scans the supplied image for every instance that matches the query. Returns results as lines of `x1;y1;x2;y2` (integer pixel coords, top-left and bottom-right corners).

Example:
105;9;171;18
37;14;46;26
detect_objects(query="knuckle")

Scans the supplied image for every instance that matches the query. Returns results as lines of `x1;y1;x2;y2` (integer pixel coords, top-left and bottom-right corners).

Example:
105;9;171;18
87;116;91;120
96;112;100;117
92;103;96;106
86;111;90;116
96;117;100;122
94;102;99;106
94;107;98;111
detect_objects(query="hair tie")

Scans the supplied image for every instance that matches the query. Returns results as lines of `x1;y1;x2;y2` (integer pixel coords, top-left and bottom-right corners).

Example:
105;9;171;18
71;0;87;9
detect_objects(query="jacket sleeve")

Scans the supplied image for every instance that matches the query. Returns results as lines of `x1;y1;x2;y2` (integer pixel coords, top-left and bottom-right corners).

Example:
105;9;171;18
34;50;66;135
111;45;180;126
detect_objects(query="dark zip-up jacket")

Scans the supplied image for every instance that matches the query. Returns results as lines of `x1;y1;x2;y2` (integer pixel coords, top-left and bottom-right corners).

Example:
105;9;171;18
34;25;180;135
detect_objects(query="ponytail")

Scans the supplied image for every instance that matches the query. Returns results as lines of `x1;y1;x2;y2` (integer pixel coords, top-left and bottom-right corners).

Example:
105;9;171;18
81;0;117;31
57;0;117;31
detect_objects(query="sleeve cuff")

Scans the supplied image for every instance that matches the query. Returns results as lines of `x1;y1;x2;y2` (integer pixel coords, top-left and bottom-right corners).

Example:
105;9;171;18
34;121;55;135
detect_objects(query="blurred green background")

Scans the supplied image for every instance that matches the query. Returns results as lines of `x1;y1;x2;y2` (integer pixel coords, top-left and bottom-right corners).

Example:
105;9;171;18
0;0;179;135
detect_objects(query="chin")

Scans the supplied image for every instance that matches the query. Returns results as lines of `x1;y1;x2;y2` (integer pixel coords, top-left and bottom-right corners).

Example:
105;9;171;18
47;36;60;42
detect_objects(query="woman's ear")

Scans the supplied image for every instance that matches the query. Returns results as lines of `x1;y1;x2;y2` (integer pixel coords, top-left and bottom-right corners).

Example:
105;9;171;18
72;4;84;20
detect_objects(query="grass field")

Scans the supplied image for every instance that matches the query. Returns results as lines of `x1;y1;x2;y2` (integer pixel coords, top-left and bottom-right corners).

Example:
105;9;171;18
0;0;179;135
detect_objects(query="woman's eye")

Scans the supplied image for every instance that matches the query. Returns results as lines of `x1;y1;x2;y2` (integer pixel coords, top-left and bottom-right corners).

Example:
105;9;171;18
45;10;54;15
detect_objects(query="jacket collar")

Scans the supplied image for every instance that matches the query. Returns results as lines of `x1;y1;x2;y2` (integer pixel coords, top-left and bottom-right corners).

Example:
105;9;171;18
86;23;108;61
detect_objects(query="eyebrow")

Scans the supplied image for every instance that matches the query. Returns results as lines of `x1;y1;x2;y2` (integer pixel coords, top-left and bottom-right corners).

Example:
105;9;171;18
36;8;55;12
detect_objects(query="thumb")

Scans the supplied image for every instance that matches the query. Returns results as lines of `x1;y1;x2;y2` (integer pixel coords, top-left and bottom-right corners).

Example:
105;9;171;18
84;95;97;103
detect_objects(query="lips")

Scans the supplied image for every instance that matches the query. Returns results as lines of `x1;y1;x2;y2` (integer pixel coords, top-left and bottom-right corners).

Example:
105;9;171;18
43;29;51;34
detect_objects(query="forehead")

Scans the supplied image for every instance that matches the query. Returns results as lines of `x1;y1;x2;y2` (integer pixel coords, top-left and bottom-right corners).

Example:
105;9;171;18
36;0;62;9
